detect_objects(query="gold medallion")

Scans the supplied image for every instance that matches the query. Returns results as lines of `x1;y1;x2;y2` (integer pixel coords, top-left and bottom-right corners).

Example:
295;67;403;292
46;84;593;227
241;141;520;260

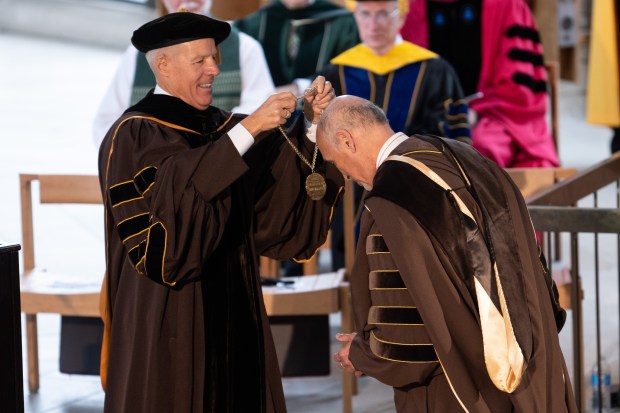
305;172;326;201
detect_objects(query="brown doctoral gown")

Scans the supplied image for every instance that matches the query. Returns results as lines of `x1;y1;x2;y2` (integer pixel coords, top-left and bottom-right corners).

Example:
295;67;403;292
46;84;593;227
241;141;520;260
349;135;577;412
98;91;343;413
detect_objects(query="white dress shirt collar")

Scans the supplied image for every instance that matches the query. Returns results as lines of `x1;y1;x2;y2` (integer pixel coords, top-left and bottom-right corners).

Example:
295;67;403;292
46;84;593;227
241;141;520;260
154;84;171;96
376;132;409;169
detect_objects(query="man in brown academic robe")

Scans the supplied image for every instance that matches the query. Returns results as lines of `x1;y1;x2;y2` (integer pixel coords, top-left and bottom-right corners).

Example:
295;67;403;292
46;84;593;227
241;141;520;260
317;95;577;412
98;11;342;413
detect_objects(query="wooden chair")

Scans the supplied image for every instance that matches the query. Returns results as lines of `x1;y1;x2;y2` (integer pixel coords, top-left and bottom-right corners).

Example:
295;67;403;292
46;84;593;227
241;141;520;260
19;174;104;393
505;167;576;200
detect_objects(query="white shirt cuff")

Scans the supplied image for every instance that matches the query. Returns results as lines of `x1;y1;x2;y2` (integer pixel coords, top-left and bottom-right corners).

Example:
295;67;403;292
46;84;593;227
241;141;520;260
228;123;254;155
306;122;317;143
229;119;316;154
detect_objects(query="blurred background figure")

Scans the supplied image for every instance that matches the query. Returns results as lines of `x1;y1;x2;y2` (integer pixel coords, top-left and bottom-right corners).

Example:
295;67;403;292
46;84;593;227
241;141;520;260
323;0;465;138
235;0;359;95
401;0;559;168
92;0;275;147
586;0;620;153
321;0;466;272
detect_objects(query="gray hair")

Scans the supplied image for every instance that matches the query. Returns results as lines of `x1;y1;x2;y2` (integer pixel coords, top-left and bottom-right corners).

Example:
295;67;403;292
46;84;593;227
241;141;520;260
318;97;389;148
145;45;176;72
144;49;161;72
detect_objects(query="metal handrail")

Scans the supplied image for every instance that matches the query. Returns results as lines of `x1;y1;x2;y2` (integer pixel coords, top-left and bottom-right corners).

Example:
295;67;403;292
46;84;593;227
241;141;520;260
522;154;620;412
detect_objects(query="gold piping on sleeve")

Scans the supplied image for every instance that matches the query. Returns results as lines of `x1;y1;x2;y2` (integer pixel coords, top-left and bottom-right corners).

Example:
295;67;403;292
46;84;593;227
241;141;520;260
110;177;144;208
134;165;156;177
339;65;348;95
133;165;158;195
446;122;471;129
368;234;383;237
117;211;150;243
405;61;427;129
110;179;133;188
111;166;159;208
382;72;395;112
113;197;143;208
370;331;440;362
117;211;149;224
367;251;391;255
134;256;146;275
370;331;433;346
144;222;175;287
127;242;146;275
369;72;376;103
121;228;149;244
446;113;469;121
212;113;235;134
368;304;426;320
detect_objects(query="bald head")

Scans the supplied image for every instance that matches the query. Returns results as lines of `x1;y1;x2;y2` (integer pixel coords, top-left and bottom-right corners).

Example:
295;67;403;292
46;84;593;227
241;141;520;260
318;95;390;148
316;95;394;190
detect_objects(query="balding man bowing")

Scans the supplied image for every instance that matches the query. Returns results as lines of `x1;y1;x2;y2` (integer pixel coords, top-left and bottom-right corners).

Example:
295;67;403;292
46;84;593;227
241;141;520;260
320;95;577;413
98;11;342;413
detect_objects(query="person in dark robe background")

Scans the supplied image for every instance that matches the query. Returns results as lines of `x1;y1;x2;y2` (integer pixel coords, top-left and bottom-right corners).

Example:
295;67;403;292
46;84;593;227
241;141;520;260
321;0;466;272
318;96;577;412
98;11;342;413
323;0;465;139
401;0;559;168
235;0;359;95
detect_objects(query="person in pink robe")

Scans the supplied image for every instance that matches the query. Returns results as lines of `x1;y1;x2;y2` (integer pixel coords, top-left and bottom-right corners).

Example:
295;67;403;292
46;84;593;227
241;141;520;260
401;0;559;168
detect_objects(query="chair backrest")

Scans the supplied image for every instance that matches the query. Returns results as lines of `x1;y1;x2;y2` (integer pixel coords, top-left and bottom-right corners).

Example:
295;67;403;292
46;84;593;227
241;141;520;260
505;167;576;200
19;174;103;272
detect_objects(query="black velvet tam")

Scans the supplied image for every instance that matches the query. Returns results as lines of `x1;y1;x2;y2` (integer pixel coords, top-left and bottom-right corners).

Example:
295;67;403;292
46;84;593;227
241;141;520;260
131;11;231;53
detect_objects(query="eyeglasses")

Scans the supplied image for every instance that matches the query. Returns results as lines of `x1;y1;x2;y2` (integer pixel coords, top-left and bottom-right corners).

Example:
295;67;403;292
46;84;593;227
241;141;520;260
354;8;400;24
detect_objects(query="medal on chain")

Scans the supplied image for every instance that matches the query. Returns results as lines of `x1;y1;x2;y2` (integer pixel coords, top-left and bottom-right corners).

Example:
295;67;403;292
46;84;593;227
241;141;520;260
278;86;326;201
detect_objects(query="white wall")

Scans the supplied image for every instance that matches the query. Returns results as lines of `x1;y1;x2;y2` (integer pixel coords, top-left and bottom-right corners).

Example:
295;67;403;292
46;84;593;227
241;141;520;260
0;0;157;49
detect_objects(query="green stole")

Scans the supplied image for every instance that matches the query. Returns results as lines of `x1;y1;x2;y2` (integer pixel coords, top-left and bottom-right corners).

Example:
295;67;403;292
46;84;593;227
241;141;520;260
130;28;242;110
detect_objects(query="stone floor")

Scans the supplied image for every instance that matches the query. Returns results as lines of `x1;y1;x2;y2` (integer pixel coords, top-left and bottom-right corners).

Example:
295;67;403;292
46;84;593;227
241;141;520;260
0;31;618;412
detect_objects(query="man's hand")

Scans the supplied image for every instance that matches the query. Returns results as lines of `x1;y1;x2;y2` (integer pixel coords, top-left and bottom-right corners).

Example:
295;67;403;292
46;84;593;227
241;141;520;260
333;332;362;377
240;92;297;137
303;76;336;124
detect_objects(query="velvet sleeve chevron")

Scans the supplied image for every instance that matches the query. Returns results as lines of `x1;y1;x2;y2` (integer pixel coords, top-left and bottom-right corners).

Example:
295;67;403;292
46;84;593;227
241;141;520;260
102;115;248;288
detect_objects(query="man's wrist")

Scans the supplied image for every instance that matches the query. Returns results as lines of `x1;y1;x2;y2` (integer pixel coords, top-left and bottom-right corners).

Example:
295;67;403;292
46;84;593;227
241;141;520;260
229;123;255;155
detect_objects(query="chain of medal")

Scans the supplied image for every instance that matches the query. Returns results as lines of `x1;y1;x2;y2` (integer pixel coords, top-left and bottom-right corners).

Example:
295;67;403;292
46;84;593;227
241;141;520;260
277;85;327;201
